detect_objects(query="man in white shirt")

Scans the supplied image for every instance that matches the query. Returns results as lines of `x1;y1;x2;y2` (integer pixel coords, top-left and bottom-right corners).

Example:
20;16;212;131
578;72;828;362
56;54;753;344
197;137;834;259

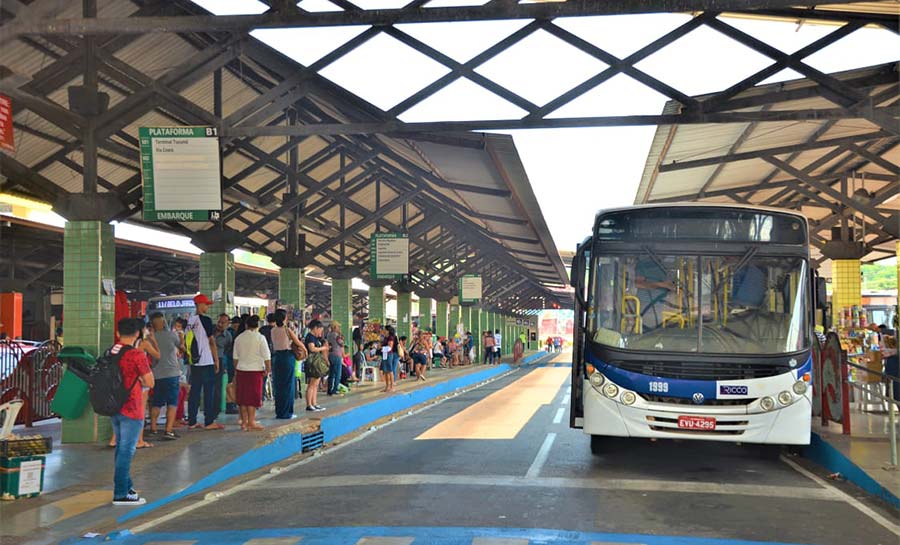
494;329;502;364
187;294;222;430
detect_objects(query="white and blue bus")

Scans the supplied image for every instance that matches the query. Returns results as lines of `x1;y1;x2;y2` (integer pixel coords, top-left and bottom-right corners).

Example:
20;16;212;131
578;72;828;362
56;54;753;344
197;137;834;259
570;204;821;453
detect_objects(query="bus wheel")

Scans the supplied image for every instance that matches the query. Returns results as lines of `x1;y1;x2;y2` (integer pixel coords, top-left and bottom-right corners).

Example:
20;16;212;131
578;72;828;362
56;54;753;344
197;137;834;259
590;435;605;455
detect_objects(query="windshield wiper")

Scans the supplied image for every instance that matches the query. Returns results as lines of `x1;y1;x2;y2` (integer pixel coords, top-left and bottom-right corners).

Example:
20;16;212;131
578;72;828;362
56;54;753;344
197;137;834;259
731;246;759;276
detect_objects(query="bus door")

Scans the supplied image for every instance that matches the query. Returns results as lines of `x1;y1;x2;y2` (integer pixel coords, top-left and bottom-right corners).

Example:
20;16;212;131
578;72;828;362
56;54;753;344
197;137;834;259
570;237;591;428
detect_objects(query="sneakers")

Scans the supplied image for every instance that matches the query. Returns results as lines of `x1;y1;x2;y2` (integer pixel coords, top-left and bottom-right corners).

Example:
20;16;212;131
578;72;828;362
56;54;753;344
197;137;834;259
306;406;317;412
112;493;146;506
307;405;326;412
315;406;326;412
161;431;179;440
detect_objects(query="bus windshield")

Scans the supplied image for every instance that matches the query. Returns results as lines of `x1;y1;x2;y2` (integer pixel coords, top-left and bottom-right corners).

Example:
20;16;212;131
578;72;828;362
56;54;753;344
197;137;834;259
590;254;808;355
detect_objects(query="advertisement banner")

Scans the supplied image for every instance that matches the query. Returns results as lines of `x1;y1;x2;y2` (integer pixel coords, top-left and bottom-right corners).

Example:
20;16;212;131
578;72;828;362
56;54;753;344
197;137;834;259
0;94;15;153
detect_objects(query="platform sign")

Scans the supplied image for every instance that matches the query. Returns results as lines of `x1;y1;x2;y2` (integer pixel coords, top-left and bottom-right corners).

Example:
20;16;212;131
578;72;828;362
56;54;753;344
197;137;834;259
0;94;15;153
370;233;409;280
140;126;222;222
459;275;482;303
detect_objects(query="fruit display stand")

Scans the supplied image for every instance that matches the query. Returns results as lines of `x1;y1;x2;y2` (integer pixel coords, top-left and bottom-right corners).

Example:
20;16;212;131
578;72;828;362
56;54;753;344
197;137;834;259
0;435;52;500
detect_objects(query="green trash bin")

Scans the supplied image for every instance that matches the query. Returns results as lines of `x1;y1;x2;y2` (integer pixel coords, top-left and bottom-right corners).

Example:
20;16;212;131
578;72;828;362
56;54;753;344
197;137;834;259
50;347;96;420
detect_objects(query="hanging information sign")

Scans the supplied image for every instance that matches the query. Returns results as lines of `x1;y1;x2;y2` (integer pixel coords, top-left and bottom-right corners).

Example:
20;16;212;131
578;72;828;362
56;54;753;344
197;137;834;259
140;126;222;221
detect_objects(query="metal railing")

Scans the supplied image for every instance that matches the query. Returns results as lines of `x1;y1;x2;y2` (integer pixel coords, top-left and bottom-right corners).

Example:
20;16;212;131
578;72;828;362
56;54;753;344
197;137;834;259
0;339;63;426
843;359;899;469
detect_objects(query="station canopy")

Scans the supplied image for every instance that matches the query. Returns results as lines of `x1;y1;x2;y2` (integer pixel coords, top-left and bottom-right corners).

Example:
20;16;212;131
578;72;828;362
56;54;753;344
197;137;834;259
635;62;899;267
0;0;570;310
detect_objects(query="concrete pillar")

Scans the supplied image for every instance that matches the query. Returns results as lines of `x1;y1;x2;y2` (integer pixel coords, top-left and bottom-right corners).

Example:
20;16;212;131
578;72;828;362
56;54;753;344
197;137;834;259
200;252;236;318
331;277;353;332
831;259;861;327
418;297;433;332
435;301;449;338
397;290;412;339
62;220;116;443
278;267;305;311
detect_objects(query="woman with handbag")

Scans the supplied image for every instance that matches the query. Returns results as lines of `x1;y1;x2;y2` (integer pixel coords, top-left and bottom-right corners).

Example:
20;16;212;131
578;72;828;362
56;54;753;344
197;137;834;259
304;320;329;412
270;309;303;419
233;315;271;431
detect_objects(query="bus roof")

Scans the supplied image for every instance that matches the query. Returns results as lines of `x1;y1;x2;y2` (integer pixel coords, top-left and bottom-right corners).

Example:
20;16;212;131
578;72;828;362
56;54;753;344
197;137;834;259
593;203;808;225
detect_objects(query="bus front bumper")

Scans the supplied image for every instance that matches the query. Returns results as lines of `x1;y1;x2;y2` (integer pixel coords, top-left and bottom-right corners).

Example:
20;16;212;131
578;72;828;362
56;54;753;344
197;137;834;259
582;380;812;445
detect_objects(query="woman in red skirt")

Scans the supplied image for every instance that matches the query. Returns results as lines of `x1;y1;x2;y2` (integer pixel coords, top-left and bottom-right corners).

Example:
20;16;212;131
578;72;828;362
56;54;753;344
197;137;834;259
233;315;271;431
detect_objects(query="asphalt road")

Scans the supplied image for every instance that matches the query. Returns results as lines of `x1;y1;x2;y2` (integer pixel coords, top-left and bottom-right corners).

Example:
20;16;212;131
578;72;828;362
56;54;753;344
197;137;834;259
109;359;899;545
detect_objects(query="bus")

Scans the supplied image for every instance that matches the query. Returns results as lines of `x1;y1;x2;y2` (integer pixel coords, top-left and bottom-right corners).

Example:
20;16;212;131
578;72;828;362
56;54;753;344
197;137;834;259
570;204;822;453
147;294;271;326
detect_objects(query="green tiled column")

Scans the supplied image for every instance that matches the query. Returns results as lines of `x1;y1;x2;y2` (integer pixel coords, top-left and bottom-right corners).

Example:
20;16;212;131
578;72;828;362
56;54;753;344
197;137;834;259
200;252;236;318
418;297;433;332
435;301;449;338
450;303;462;335
331;278;353;332
397;291;412;338
62;221;115;443
279;267;305;310
368;285;386;323
469;307;484;362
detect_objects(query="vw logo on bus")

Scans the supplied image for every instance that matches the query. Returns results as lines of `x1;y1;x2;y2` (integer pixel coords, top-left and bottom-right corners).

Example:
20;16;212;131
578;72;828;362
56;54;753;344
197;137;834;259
692;392;705;405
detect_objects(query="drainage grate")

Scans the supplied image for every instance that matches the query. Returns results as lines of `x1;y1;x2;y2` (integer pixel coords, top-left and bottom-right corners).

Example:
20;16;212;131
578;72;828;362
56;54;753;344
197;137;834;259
300;431;324;452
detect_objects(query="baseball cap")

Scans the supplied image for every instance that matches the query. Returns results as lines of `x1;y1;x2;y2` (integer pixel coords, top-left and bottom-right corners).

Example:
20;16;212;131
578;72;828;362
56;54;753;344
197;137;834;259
193;294;213;305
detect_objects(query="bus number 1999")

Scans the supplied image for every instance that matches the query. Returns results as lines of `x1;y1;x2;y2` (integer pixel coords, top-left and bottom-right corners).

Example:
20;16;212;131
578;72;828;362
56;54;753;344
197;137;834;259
648;381;669;393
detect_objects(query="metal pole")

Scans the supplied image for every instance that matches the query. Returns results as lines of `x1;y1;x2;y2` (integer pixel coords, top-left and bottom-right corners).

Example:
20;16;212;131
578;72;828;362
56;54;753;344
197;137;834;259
889;380;897;467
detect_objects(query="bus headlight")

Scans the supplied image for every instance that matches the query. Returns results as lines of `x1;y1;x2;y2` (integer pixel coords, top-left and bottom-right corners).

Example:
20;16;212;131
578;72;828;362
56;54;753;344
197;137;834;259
602;383;619;398
792;380;808;395
621;391;637;405
778;391;793;406
760;396;776;411
590;372;605;389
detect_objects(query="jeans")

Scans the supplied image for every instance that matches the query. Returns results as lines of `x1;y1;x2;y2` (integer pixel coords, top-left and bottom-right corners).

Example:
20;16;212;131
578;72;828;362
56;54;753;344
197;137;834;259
272;350;296;418
187;364;217;426
327;354;343;395
111;414;143;499
391;353;400;380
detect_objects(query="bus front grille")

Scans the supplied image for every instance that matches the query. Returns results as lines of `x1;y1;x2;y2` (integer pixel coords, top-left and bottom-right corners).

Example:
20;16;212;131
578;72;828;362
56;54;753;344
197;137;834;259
612;360;787;380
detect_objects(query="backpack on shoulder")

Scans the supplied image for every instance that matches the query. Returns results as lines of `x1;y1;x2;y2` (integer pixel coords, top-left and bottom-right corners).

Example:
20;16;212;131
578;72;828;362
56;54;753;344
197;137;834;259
68;346;140;416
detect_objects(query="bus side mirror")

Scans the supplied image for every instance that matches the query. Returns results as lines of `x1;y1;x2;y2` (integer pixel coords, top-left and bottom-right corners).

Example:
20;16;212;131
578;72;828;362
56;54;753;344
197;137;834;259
815;277;827;310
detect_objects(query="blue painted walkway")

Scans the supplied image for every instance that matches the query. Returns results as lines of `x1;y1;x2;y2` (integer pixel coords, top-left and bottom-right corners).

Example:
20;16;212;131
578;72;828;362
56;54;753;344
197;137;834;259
75;526;812;545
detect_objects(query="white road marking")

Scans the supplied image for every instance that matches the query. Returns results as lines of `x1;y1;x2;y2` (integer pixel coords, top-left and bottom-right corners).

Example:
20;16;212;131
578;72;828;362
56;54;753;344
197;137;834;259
525;433;557;478
256;472;840;501
566;386;571;395
128;368;520;535
781;455;900;536
553;407;566;424
560;395;569;406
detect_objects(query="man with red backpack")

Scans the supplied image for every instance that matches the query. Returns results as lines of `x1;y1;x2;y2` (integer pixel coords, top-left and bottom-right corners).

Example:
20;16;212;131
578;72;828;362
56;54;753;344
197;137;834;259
110;318;154;506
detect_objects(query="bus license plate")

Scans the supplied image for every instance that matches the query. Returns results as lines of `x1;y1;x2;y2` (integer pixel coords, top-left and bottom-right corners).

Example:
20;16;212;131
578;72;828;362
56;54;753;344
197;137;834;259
678;415;716;431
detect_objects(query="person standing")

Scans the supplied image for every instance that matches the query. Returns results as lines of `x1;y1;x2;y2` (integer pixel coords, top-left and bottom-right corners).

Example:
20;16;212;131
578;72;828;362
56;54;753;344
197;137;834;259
233;315;271;431
483;331;495;364
187;294;222;430
304;320;328;412
384;325;400;382
326;321;345;396
147;313;184;440
380;337;396;393
110;318;154;506
214;314;235;416
494;329;502;364
271;309;303;419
